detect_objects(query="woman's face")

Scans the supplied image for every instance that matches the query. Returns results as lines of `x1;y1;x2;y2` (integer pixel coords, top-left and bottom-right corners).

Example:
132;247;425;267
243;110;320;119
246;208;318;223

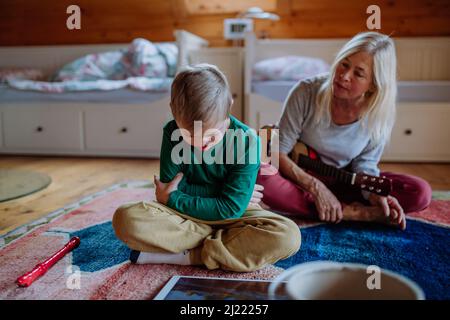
333;51;374;100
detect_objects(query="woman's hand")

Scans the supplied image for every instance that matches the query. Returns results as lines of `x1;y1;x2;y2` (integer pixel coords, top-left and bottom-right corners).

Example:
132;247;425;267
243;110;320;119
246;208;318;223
309;178;343;223
369;194;406;229
250;184;264;204
154;173;183;205
278;153;341;222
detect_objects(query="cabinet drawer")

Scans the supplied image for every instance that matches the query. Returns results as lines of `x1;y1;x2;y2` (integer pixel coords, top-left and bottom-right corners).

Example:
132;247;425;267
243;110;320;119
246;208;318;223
3;107;83;150
84;105;170;152
382;103;450;161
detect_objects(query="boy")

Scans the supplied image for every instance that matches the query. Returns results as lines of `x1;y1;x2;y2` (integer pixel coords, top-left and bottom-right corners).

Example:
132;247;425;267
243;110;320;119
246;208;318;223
113;64;300;272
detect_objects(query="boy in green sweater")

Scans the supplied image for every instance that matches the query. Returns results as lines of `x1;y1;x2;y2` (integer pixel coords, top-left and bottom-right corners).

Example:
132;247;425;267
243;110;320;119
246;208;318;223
113;64;301;272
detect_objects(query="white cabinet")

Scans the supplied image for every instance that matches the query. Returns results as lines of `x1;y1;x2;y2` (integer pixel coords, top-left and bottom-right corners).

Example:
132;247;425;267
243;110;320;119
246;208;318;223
84;104;171;156
3;104;83;151
382;102;450;162
0;98;172;158
188;47;244;122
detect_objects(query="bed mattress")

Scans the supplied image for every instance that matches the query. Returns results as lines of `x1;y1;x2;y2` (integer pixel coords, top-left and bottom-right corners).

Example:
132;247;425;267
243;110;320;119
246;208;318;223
0;85;169;104
251;80;450;103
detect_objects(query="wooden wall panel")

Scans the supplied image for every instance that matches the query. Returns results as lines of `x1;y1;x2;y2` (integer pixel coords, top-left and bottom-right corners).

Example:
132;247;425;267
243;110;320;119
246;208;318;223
0;0;449;46
184;0;276;15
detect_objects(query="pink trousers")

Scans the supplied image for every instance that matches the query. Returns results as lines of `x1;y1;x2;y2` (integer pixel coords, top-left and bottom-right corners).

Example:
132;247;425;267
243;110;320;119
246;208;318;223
256;164;432;219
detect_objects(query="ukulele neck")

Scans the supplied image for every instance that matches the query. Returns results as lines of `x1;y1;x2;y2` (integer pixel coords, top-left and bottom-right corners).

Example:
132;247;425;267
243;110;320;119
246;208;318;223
298;154;356;185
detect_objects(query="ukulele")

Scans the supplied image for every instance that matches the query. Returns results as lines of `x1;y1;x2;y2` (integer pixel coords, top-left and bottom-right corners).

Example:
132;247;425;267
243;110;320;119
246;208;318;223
261;125;392;196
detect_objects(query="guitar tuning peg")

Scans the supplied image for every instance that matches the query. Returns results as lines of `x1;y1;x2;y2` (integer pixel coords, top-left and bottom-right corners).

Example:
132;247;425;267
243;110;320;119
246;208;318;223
379;179;384;183
369;186;374;190
376;189;381;193
363;176;368;180
361;184;366;188
370;178;375;182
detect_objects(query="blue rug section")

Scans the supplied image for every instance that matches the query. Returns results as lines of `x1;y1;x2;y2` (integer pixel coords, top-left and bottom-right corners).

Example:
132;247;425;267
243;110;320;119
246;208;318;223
275;219;450;300
70;222;130;272
66;219;449;299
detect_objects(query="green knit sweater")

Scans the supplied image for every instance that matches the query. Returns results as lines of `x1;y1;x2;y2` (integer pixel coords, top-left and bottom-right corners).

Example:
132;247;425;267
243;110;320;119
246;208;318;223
159;115;260;221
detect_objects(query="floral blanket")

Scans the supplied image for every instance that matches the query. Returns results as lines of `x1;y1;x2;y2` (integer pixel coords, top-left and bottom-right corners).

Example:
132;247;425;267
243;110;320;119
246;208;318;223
7;39;177;93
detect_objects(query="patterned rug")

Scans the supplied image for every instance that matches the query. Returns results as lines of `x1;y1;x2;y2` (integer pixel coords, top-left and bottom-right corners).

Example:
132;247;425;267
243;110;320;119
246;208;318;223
0;181;448;300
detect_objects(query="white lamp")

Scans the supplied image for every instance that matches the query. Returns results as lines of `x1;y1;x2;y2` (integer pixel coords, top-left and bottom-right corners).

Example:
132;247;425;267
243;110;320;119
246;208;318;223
238;7;280;21
238;7;280;39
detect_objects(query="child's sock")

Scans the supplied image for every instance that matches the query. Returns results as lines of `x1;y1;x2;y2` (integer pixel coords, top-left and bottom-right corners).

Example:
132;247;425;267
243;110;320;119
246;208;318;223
129;249;192;265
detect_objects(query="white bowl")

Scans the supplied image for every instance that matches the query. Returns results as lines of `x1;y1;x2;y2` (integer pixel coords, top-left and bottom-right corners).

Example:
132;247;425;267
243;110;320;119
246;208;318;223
268;261;425;300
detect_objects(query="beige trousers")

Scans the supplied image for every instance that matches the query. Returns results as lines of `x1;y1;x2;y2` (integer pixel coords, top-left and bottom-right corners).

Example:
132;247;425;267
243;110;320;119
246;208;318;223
112;201;301;272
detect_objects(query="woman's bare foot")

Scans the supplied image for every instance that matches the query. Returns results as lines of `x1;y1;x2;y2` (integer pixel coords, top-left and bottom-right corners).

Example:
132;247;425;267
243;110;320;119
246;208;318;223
342;202;406;230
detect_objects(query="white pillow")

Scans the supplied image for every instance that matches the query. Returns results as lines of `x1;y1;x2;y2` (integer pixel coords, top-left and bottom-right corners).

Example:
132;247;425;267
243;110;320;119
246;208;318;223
253;56;330;81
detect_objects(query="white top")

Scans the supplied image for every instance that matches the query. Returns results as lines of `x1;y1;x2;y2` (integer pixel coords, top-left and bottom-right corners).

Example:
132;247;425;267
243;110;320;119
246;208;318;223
278;74;384;177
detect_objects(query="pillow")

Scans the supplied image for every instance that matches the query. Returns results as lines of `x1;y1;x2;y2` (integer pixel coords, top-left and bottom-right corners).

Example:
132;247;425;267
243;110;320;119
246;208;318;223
0;68;45;83
51;50;127;82
252;56;330;81
51;38;177;82
123;38;169;78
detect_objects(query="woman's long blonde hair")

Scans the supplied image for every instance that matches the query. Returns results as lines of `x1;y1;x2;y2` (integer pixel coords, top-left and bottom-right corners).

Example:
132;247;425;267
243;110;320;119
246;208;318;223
314;32;397;146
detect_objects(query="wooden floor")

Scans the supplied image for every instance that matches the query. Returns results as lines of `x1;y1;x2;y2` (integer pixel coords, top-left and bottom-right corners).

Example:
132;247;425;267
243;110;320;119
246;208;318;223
1;155;449;236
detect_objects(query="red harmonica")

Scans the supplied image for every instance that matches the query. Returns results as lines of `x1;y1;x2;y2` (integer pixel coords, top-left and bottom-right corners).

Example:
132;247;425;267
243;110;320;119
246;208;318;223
16;236;80;287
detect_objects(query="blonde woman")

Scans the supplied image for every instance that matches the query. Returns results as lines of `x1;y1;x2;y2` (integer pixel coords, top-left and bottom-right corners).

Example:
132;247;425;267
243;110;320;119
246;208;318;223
256;32;432;230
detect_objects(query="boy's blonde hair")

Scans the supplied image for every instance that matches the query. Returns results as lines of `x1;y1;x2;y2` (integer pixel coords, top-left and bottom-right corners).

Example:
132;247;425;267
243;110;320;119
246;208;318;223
170;63;232;130
314;31;397;146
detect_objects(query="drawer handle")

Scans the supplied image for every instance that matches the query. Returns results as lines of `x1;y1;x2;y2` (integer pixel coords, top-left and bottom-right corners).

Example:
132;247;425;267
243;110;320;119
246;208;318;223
404;129;412;135
120;127;128;133
36;126;44;132
232;93;238;99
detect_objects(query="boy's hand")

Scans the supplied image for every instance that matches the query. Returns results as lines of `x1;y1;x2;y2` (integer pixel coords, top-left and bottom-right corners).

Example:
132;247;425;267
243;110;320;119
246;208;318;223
250;184;264;204
154;173;183;205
